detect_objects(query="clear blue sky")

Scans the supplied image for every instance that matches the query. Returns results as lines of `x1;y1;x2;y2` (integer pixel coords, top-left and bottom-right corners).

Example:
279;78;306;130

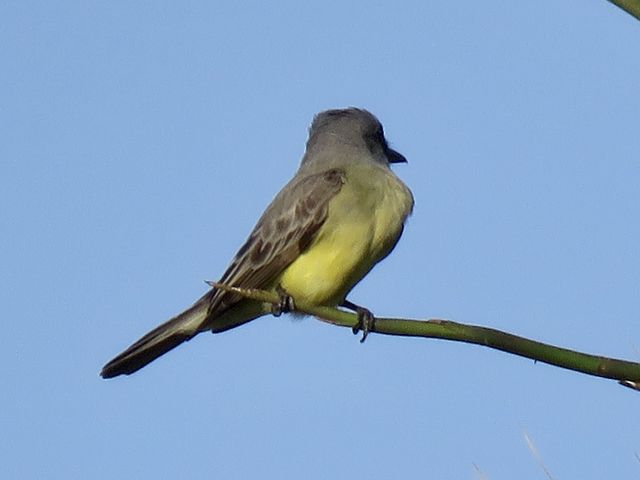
2;1;639;478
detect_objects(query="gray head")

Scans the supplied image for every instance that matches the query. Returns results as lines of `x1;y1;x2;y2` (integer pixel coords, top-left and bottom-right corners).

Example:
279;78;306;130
301;108;406;169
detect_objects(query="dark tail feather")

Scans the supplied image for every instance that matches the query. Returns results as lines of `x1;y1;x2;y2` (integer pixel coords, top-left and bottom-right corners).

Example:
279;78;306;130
101;298;210;379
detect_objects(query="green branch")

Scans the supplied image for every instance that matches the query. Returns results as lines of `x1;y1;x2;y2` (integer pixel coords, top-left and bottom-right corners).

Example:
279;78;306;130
211;282;640;390
607;0;640;20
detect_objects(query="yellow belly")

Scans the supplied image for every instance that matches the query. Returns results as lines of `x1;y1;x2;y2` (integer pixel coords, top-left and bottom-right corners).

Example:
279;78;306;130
279;163;413;306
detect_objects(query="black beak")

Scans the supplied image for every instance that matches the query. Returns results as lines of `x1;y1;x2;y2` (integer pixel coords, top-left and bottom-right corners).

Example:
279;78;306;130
387;148;407;164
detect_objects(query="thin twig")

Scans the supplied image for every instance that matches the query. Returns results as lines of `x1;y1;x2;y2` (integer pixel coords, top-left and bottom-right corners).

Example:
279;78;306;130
210;282;640;387
524;432;556;480
607;0;640;21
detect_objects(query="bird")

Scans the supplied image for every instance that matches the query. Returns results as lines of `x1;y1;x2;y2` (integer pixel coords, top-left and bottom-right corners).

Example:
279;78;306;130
101;107;414;378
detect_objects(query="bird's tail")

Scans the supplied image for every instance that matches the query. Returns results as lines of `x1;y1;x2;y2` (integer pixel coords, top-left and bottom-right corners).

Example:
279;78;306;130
100;294;211;379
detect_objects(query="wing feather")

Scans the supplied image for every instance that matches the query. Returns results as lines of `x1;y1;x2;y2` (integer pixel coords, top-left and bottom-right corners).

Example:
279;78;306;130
207;168;345;314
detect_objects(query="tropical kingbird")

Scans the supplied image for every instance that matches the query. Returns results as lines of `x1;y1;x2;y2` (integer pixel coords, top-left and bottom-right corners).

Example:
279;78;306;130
101;108;414;378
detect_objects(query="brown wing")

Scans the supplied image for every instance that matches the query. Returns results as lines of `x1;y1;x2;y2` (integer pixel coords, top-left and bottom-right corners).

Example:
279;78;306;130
100;168;345;377
207;167;345;315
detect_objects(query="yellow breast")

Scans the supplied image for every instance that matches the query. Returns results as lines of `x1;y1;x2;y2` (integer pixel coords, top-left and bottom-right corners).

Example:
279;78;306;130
279;163;413;306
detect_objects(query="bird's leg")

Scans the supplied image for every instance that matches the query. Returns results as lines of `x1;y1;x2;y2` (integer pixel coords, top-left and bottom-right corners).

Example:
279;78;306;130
271;286;295;317
341;299;375;343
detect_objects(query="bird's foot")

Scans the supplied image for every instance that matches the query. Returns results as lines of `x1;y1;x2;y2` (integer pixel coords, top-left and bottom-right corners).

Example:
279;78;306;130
341;300;375;343
272;286;295;317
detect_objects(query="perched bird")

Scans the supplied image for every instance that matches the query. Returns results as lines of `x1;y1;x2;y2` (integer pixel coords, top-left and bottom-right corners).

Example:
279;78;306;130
101;108;414;378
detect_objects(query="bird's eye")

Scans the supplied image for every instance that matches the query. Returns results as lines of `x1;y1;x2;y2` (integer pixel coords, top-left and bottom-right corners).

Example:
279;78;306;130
379;130;389;149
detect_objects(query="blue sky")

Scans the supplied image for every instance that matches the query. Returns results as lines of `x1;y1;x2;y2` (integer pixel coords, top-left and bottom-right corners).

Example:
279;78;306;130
2;1;639;478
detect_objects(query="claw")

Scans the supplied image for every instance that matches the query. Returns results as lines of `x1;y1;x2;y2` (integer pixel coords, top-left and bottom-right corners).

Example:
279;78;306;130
353;307;375;343
272;286;295;317
341;300;375;343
